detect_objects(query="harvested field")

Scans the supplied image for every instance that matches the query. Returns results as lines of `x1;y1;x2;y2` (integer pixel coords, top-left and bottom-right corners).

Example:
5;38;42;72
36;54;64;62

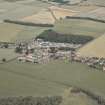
22;9;55;24
61;5;98;13
83;0;105;6
79;7;105;21
0;2;49;21
77;34;105;58
21;6;78;25
48;6;78;20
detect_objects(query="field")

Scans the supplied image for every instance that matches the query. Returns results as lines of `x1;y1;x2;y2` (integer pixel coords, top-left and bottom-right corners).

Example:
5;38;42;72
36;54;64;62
61;88;98;105
77;34;105;58
22;9;55;24
3;11;105;43
0;1;51;22
79;7;105;21
0;60;105;99
49;6;78;20
21;6;78;25
83;0;105;6
54;18;105;38
0;23;49;42
0;49;18;63
1;0;105;104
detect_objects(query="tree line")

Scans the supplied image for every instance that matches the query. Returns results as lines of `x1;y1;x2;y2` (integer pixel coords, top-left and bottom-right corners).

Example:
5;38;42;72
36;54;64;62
4;19;54;27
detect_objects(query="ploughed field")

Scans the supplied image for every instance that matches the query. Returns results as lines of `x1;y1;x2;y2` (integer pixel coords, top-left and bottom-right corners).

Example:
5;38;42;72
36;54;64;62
0;60;105;99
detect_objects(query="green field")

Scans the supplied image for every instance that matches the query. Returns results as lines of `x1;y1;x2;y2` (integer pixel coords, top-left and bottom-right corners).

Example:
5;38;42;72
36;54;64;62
54;18;105;38
0;60;105;98
0;23;49;42
0;49;18;63
3;17;105;43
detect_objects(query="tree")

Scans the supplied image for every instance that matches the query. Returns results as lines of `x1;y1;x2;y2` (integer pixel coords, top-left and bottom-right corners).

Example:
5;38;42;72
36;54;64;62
15;47;22;53
2;58;6;62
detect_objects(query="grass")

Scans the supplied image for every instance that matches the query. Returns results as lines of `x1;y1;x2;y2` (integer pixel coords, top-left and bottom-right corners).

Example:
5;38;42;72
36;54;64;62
0;49;18;62
0;60;105;98
0;23;49;42
54;18;105;38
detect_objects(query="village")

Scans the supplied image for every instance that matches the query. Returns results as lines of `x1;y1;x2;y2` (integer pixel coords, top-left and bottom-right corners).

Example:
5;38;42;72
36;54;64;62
16;38;81;63
1;37;105;72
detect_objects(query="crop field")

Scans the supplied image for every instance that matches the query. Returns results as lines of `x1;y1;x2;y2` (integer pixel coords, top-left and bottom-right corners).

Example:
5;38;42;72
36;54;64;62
0;49;18;63
22;9;55;24
0;60;105;98
21;6;78;24
84;0;105;6
61;5;98;13
77;34;105;58
0;1;51;22
83;7;105;21
54;18;105;38
49;6;78;20
0;23;49;42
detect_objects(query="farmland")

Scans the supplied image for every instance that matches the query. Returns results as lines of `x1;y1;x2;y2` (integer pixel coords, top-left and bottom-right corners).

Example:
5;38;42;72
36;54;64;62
77;34;105;58
79;7;105;21
2;7;105;43
1;0;105;104
0;1;51;22
54;18;105;38
0;23;49;42
48;6;78;20
0;49;18;63
21;6;78;25
21;9;55;25
1;0;105;43
61;88;98;105
0;60;105;99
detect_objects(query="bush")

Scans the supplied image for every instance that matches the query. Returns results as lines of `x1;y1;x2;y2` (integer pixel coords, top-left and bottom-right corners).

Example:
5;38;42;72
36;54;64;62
2;58;6;62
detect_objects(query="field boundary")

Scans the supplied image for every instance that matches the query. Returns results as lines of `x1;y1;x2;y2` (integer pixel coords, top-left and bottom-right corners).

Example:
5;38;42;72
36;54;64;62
66;16;105;23
4;19;54;27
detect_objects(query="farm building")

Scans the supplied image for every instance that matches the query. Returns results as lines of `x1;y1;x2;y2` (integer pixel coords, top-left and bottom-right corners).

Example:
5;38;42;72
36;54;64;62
18;47;50;63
